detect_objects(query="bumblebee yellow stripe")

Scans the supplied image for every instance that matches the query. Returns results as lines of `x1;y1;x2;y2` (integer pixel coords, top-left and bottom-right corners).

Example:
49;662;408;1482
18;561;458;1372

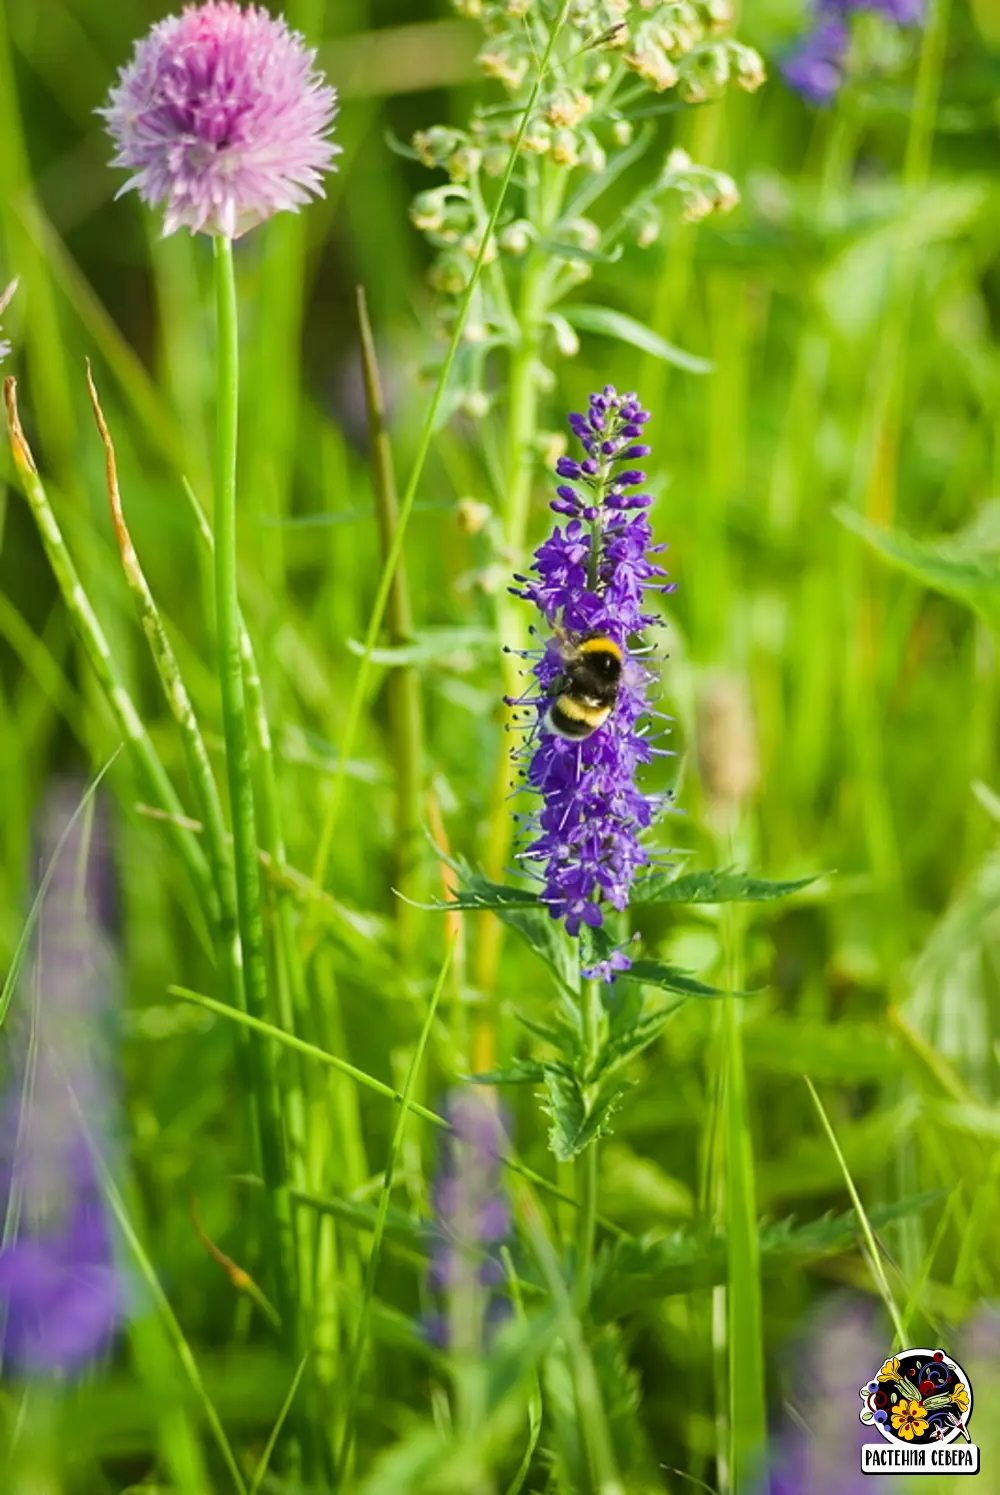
578;636;622;662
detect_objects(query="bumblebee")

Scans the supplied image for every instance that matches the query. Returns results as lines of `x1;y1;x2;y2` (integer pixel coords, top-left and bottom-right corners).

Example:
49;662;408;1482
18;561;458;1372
545;632;623;740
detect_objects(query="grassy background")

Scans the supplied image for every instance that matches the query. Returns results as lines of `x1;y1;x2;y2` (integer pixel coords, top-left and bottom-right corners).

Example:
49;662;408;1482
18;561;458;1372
1;0;999;1489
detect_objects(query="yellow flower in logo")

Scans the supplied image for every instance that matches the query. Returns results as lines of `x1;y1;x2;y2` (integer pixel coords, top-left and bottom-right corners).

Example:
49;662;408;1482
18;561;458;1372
877;1357;901;1382
952;1383;970;1415
891;1400;929;1441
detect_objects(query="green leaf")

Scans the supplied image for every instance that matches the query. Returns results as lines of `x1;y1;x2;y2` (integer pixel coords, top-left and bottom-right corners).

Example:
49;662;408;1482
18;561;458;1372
560;303;713;374
743;1018;900;1081
630;868;821;906
623;960;732;998
541;1068;633;1162
596;1004;685;1075
837;507;1000;630
591;1192;945;1321
417;859;577;990
471;1059;550;1085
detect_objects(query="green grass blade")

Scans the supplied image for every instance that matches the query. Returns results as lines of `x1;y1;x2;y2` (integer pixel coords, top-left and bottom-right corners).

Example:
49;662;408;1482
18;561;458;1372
335;937;454;1480
722;989;767;1494
804;1076;907;1345
0;750;119;1030
249;1354;310;1495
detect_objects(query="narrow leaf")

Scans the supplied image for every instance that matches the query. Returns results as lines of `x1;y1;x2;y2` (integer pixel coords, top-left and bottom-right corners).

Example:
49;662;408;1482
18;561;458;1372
837;506;1000;630
560;303;712;374
631;868;821;905
624;960;732;998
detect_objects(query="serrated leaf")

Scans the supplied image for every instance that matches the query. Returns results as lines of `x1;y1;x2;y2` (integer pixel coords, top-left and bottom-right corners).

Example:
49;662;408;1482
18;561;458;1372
591;1192;944;1321
416;858;576;989
560;303;713;374
623;959;732;998
512;1007;582;1062
631;867;821;905
471;1059;550;1085
596;1004;684;1075
837;506;1000;630
541;1068;633;1161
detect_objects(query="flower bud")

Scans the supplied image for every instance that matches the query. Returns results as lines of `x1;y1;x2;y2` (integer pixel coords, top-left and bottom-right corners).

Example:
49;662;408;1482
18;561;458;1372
625;44;679;91
413;126;465;168
482;143;511;176
461;390;490;419
479;43;529;91
732;42;766;91
500;219;534;255
714;172;739;212
548;315;580;359
460;231;497;264
455;497;493;535
550;129;580;168
561;216;601;252
612;117;634;146
696;674;759;825
578;134;607;173
410;190;447;234
633;202;662;247
519;116;552;154
681;190;713;222
448;144;482;181
704;0;733;31
429;252;470;295
546;88;592;129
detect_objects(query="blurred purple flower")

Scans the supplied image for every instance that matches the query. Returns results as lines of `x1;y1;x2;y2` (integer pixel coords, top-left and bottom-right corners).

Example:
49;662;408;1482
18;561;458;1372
100;1;339;238
783;0;924;104
760;1297;894;1493
429;1091;510;1355
782;20;849;104
0;783;125;1377
509;387;673;976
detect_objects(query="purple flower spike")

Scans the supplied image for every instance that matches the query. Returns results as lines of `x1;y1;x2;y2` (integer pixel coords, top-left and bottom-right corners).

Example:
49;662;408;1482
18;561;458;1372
430;1091;510;1353
510;388;674;977
0;782;126;1377
784;0;924;105
100;2;340;238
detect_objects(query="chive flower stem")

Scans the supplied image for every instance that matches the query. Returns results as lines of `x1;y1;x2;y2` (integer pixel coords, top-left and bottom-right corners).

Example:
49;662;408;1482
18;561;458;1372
211;234;298;1341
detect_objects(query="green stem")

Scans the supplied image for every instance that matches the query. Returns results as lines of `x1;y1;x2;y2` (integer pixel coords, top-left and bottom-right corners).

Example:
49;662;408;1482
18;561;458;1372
575;977;603;1312
212;234;298;1344
476;235;563;998
3;380;216;946
357;284;425;960
307;0;575;906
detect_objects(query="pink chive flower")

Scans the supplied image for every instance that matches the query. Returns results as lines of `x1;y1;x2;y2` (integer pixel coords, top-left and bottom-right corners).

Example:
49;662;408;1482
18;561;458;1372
100;2;339;238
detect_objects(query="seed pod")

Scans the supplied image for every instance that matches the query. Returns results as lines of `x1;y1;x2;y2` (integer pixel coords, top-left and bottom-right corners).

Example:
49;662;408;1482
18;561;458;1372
697;673;759;822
